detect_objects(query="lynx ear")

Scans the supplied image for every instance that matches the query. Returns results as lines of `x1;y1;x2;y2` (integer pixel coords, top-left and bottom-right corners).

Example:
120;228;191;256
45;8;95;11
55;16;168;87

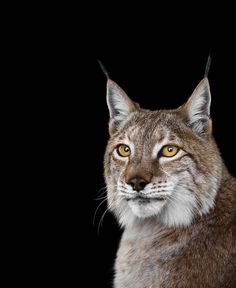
106;79;138;133
182;77;212;135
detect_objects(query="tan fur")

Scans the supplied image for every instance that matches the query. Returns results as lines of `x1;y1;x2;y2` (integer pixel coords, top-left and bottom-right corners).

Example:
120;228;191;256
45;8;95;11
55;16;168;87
104;78;236;287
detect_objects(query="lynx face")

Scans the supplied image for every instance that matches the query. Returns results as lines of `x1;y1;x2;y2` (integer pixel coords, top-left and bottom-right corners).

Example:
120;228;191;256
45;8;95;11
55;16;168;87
104;79;222;227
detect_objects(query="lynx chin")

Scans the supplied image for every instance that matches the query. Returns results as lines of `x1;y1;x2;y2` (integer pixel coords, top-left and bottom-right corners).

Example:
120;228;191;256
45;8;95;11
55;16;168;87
103;72;236;287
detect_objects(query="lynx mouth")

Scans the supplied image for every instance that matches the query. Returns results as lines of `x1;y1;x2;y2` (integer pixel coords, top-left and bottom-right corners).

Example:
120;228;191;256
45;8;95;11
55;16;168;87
128;196;166;202
127;195;168;218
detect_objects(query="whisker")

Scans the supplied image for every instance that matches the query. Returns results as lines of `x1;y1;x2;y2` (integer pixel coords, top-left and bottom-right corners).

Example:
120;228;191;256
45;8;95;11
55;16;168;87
94;195;108;201
97;207;110;234
165;194;177;206
119;189;136;195
97;196;123;235
96;186;108;196
93;198;108;225
94;183;119;201
96;184;118;196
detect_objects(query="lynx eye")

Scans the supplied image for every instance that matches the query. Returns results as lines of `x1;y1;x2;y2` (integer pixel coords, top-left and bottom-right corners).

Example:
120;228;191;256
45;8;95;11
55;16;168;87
117;144;131;157
160;145;179;157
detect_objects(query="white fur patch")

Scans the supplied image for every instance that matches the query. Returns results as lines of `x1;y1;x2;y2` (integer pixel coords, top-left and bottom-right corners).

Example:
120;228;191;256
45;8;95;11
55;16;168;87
160;187;198;227
128;199;167;218
115;199;137;227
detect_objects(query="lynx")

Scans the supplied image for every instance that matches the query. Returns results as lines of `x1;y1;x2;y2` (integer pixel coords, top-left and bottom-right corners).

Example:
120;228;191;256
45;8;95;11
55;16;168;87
103;69;236;287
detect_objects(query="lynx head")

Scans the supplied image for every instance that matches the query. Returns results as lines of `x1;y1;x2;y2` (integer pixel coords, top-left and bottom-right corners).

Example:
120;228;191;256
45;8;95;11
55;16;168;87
104;77;222;228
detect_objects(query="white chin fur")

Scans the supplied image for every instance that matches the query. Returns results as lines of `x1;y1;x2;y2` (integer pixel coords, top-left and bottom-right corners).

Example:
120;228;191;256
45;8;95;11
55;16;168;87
160;187;197;227
128;199;166;218
114;186;216;228
124;187;199;228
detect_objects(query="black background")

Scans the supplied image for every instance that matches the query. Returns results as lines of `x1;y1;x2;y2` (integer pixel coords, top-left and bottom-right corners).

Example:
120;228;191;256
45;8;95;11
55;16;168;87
37;15;236;287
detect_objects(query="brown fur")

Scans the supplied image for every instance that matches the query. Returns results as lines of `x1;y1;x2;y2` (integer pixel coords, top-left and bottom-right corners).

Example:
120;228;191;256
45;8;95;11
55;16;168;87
103;78;236;287
115;174;236;287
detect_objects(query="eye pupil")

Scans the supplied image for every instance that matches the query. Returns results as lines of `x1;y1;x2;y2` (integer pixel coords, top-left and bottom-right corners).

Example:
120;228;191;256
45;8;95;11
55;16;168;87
167;146;173;152
124;147;129;152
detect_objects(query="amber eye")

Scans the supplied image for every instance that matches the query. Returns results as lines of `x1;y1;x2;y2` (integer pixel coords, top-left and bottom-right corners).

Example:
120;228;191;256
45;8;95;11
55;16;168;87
160;145;179;157
117;144;131;157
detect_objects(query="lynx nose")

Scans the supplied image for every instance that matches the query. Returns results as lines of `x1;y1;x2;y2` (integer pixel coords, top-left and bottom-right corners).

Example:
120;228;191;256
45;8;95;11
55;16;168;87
127;177;149;192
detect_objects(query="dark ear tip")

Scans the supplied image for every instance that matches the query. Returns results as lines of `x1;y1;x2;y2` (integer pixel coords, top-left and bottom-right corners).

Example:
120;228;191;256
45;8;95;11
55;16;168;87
98;60;110;79
204;55;211;77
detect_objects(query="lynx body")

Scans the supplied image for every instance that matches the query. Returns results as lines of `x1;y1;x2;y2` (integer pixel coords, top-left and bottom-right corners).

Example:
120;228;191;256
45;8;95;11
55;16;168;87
104;77;236;287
